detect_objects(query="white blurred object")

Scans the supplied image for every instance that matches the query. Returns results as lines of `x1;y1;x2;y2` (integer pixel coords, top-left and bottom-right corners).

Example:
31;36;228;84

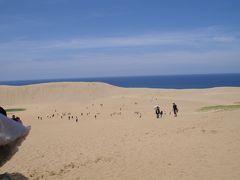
0;113;30;167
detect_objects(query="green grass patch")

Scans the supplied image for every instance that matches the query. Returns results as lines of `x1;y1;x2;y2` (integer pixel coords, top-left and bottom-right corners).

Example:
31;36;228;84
6;108;26;112
199;104;240;112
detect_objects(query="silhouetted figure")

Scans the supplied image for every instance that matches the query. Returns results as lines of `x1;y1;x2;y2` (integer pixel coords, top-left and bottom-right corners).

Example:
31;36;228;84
155;106;160;118
173;103;178;117
0;106;7;116
12;115;18;122
11;115;22;123
160;111;163;118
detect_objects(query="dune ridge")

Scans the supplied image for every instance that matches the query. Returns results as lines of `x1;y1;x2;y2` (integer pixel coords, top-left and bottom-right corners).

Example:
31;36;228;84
0;82;123;105
1;82;239;105
0;82;240;180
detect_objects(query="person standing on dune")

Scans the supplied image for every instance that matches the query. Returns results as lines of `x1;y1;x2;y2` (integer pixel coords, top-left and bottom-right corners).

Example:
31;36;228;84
155;106;160;118
173;103;178;117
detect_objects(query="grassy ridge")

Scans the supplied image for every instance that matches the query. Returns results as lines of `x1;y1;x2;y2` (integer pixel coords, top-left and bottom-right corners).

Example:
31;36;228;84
199;104;240;112
6;108;26;112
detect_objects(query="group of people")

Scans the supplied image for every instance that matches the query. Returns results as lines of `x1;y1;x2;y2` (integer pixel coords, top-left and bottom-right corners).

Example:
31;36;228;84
155;103;179;118
2;103;179;122
0;106;22;123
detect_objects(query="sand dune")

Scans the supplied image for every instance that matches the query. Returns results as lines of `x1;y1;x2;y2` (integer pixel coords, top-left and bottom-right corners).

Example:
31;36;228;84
0;82;240;180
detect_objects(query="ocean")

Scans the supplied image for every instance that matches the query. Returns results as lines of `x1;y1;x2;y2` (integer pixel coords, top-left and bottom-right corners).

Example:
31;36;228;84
0;74;240;89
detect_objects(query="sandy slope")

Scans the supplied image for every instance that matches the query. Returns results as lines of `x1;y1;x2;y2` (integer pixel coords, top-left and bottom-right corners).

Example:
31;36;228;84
0;82;240;180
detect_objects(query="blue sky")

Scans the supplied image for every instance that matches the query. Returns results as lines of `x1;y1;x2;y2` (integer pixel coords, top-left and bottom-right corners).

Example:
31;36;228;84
0;0;240;81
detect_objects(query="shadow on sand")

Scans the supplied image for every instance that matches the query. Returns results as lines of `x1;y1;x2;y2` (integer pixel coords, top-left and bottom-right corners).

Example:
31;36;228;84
0;173;28;180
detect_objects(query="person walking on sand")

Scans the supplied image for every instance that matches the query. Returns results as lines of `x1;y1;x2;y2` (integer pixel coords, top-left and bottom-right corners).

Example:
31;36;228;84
160;111;163;118
155;106;160;118
173;103;178;117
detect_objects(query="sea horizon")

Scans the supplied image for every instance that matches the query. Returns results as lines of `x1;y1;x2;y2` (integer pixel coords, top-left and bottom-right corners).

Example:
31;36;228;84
1;73;240;89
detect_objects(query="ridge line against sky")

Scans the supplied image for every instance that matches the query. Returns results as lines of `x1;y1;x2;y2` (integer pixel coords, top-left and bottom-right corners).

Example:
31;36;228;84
0;0;240;81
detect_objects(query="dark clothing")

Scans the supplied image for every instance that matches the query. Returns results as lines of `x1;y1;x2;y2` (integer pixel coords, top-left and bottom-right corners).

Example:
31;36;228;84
160;111;163;117
155;107;160;118
0;106;7;116
173;104;178;116
12;117;21;123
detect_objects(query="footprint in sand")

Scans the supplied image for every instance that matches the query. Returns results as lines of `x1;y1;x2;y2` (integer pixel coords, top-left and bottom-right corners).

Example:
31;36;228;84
210;130;217;134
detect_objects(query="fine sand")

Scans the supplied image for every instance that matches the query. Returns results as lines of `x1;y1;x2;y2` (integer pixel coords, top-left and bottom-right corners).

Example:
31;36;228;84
0;82;240;180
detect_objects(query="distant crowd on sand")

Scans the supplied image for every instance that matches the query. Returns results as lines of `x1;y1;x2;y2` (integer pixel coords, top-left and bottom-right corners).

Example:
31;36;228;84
35;102;179;123
1;102;178;123
37;108;100;123
0;106;22;123
37;110;81;123
155;103;179;118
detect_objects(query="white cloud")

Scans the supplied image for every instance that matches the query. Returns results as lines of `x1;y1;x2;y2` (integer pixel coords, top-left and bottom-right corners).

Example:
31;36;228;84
0;28;238;52
1;49;240;80
0;28;239;80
